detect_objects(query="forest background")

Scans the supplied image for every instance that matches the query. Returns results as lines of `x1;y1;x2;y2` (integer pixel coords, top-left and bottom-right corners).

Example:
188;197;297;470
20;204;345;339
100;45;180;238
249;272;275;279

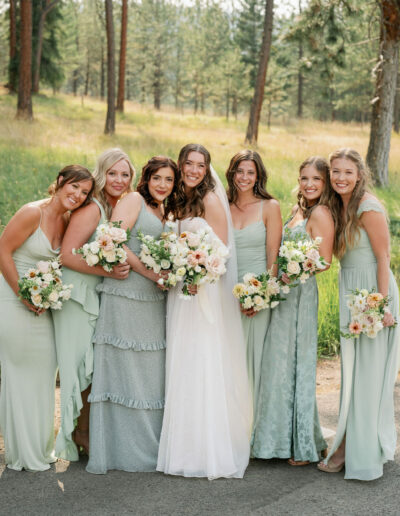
0;0;399;355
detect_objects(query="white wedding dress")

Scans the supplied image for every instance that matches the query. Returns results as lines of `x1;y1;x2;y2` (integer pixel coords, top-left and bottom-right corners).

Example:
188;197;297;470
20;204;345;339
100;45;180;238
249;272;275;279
157;216;252;479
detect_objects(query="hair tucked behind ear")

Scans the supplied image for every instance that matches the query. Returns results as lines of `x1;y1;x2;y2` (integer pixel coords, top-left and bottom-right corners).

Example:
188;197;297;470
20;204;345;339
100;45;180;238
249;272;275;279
296;156;332;219
48;165;95;208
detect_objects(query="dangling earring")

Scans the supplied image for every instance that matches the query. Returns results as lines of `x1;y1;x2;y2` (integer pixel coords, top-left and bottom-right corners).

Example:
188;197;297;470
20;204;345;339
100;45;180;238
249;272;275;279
254;181;258;193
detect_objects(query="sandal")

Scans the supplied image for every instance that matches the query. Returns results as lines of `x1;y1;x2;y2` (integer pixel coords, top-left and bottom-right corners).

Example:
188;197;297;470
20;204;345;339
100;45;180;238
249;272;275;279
317;460;344;473
288;458;310;467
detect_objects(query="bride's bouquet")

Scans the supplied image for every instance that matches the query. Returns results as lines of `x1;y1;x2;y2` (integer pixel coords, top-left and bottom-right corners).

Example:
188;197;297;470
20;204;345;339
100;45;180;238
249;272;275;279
341;288;396;339
137;227;179;288
233;271;283;312
277;234;328;292
73;221;129;273
18;257;73;311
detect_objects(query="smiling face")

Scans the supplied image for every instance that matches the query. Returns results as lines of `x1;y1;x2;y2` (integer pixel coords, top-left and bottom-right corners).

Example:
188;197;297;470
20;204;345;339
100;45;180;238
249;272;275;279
234;160;257;194
330;157;360;198
104;159;132;201
298;165;325;205
182;151;207;190
148;166;175;204
58;179;93;211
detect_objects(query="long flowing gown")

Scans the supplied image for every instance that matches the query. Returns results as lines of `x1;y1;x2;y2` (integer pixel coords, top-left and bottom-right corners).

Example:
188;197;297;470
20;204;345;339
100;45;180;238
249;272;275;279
252;217;327;462
86;198;166;473
157;217;252;479
233;200;270;430
52;198;106;460
324;198;400;480
0;222;58;471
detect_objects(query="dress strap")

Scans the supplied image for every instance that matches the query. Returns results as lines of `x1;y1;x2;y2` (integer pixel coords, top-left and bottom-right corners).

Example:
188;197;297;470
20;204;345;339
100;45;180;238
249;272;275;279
259;200;264;221
357;198;385;217
92;197;107;222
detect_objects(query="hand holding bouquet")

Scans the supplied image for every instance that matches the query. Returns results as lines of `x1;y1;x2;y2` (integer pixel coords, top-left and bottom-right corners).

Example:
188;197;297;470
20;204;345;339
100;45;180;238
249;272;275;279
233;271;282;313
341;288;397;339
277;235;328;292
73;221;129;273
18;258;73;312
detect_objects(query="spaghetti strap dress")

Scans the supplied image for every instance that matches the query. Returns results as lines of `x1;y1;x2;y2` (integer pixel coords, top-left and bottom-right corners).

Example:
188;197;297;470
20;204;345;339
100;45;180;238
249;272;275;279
52;198;107;461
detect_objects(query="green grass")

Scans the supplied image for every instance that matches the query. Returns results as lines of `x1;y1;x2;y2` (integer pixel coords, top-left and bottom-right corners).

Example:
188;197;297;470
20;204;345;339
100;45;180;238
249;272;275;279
1;89;399;355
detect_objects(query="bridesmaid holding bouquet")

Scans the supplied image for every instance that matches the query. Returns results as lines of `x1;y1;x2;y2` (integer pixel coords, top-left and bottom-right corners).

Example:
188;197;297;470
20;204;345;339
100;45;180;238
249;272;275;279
318;148;399;480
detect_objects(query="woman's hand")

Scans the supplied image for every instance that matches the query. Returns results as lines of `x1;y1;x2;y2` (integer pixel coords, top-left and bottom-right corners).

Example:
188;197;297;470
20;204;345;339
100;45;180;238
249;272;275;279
240;305;257;318
281;273;291;285
107;262;130;280
383;311;395;327
187;284;198;296
21;298;45;316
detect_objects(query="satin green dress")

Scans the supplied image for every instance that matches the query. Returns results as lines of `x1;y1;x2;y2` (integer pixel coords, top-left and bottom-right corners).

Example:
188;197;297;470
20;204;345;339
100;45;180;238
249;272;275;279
252;217;327;462
324;199;400;480
233;201;270;426
52;198;106;461
0;222;58;471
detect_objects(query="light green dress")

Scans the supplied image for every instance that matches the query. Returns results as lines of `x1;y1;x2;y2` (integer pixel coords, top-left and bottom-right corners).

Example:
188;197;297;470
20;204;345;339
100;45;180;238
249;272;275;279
233;200;270;424
87;198;166;474
52;198;106;461
252;217;327;462
0;222;58;471
324;198;400;480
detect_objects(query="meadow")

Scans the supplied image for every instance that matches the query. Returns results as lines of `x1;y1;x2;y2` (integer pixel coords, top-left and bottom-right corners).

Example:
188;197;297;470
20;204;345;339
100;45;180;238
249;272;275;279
1;89;399;355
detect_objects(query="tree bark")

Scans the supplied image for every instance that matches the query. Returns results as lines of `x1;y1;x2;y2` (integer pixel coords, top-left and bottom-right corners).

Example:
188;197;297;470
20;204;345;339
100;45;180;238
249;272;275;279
100;43;105;100
9;0;17;92
245;0;274;144
394;62;400;132
104;0;115;135
366;0;400;186
17;0;33;120
297;0;303;118
116;0;128;112
33;0;60;94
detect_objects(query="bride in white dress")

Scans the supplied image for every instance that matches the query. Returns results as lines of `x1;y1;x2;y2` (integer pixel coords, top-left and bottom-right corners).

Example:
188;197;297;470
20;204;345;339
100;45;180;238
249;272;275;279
157;144;252;479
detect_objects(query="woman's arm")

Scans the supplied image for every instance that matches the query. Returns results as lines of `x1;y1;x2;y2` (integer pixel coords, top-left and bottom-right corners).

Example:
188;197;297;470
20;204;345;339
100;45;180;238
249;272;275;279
308;205;334;271
61;202;129;280
264;199;282;275
203;192;228;245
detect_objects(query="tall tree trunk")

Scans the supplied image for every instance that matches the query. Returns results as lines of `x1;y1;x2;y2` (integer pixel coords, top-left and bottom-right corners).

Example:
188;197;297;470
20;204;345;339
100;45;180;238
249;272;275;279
33;0;60;94
9;0;17;92
104;0;115;135
245;0;274;144
366;0;400;186
100;43;105;100
394;62;400;132
153;58;162;110
297;0;303;118
84;55;90;96
17;0;33;120
116;0;128;112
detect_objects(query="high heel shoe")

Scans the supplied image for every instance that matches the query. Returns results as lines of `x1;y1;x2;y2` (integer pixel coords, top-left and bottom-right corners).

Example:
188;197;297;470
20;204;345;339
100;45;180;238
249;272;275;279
72;429;89;456
317;459;344;473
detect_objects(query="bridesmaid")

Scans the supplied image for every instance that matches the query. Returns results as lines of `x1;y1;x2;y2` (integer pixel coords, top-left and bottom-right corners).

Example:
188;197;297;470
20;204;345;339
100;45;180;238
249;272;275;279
86;156;179;474
227;150;281;423
252;156;334;465
0;165;94;471
318;148;399;480
52;148;133;460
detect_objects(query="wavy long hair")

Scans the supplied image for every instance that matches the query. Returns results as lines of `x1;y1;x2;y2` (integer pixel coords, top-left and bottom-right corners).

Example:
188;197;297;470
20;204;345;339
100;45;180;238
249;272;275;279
176;143;215;219
328;148;371;259
136;156;179;220
297;156;332;219
225;150;274;206
92;148;135;219
48;165;95;208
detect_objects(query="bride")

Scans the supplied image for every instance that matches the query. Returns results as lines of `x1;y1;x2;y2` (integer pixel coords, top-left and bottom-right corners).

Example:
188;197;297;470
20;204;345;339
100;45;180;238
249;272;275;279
157;143;252;479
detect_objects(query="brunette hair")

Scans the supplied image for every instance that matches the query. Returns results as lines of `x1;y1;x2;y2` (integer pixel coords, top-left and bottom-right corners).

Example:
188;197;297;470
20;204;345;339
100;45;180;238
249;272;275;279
328;148;371;258
226;150;273;205
92;148;135;219
297;156;332;218
176;143;215;219
136;156;179;220
48;165;95;208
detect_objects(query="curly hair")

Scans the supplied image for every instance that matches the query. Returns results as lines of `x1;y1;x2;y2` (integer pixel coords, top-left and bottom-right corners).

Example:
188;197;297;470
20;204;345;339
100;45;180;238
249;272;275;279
136;156;179;220
175;143;215;219
225;150;273;205
48;165;95;208
296;156;332;219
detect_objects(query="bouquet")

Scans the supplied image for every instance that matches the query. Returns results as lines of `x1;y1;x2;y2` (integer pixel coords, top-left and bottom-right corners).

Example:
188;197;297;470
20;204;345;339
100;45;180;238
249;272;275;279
277;235;328;292
18;258;73;311
73;221;129;272
341;288;396;339
233;271;283;312
137;227;179;288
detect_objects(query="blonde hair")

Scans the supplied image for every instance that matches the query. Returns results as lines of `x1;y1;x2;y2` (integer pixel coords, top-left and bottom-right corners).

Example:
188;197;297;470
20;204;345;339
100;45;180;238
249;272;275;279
92;148;135;219
328;148;371;259
296;156;332;218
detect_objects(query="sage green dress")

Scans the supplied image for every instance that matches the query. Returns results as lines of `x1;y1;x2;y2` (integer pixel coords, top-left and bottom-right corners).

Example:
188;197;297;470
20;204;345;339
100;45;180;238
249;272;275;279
0;222;58;471
324;198;400;480
52;198;106;461
87;198;166;474
252;217;327;462
233;201;270;426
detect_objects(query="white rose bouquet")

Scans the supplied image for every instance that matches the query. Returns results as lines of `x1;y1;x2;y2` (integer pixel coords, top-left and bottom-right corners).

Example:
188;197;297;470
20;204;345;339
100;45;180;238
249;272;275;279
137;227;179;288
233;271;283;312
341;288;397;339
73;221;129;273
277;234;328;292
18;257;73;311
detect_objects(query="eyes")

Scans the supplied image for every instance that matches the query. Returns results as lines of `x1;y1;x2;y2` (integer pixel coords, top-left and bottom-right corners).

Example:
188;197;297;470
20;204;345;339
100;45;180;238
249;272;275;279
185;160;205;169
300;176;323;182
236;168;256;176
152;174;174;183
107;170;131;178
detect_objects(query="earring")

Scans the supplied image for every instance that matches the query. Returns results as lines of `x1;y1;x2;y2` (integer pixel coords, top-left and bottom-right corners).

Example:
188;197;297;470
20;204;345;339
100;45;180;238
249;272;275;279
254;181;258;192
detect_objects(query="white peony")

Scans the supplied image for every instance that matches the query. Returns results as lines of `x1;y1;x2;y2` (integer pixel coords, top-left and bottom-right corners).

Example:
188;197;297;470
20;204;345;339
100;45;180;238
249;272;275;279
89;241;100;254
287;261;301;275
161;259;171;269
48;290;59;303
43;273;53;283
103;250;117;263
243;296;253;309
86;253;100;266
